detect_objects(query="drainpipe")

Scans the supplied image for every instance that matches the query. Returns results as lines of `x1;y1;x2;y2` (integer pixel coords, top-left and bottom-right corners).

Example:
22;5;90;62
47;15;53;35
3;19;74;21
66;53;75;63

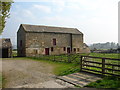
70;34;72;52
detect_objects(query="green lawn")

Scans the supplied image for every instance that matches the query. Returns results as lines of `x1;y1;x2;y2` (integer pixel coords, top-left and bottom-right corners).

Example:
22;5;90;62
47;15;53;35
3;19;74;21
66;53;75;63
85;76;120;89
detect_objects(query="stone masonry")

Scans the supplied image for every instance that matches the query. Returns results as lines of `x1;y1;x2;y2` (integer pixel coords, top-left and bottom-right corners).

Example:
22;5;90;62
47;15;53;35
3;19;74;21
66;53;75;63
17;24;90;57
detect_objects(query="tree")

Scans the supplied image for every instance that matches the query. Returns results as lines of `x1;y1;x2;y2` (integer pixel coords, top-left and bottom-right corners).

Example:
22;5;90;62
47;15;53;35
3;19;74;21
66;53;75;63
0;0;13;34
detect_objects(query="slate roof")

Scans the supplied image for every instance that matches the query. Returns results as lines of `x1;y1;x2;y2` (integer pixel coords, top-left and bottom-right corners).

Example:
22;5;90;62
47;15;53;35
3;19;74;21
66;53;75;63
0;38;12;48
21;24;83;34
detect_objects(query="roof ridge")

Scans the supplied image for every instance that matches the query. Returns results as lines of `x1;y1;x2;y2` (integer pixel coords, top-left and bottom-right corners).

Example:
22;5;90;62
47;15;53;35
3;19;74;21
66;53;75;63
21;24;77;29
20;24;83;34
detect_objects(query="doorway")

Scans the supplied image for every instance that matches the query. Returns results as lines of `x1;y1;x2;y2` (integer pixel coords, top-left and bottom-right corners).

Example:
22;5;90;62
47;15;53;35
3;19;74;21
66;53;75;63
2;48;8;58
45;48;49;55
67;47;70;54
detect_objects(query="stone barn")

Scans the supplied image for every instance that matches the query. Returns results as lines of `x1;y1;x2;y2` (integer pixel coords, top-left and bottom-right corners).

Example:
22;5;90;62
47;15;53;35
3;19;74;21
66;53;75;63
17;24;90;57
0;38;12;58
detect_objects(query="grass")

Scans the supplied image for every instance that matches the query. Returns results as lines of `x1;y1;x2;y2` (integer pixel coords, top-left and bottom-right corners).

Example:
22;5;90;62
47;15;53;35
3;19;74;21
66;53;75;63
85;76;120;89
29;53;120;89
3;52;120;89
12;50;17;57
29;57;80;76
5;52;120;76
89;53;120;59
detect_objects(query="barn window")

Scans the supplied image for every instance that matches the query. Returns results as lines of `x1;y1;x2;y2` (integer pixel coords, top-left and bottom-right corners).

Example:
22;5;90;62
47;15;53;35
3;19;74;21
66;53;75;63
53;38;56;45
51;47;53;51
20;40;22;47
63;47;66;51
74;48;76;52
77;48;79;51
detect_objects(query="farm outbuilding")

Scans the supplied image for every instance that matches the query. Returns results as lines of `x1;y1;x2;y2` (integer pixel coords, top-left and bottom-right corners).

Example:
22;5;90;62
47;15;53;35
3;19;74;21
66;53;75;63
17;24;90;57
0;38;12;58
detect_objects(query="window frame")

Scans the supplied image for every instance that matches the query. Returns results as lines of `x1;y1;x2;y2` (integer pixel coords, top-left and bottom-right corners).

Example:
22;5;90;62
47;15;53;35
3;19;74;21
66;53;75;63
51;47;53;51
74;48;76;52
63;47;66;51
53;38;56;45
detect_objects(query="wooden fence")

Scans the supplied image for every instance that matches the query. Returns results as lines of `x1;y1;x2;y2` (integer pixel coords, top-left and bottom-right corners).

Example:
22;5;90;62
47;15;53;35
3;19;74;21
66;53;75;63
33;54;81;63
80;56;120;77
32;54;120;76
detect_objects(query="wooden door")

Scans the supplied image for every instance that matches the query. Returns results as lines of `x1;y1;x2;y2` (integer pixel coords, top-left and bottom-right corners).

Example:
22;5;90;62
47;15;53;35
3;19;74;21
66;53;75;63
45;48;49;55
67;47;70;54
2;48;8;58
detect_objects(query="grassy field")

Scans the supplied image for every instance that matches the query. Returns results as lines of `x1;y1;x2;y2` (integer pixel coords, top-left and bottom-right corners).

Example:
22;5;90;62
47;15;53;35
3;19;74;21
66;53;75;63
85;76;120;89
32;53;120;63
30;53;120;75
83;53;120;75
89;53;120;59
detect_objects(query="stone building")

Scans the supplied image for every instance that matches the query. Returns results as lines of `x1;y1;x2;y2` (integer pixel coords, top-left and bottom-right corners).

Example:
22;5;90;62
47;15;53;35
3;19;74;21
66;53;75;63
17;24;90;57
0;38;12;58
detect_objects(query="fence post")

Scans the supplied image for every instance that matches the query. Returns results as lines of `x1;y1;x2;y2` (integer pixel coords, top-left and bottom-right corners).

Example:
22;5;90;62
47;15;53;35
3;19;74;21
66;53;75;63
102;58;105;75
80;56;83;72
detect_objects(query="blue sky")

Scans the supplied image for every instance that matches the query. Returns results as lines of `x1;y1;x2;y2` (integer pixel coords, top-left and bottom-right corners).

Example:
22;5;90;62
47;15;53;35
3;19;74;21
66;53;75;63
1;0;119;46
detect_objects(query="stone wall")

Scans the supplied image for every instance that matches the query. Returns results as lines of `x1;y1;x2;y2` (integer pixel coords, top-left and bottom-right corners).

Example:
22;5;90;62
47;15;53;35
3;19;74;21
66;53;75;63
72;34;83;54
25;32;72;56
17;26;90;57
17;26;26;56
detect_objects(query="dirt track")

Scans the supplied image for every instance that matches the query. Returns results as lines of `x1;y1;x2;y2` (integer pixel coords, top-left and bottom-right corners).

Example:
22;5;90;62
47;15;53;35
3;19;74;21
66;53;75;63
2;59;55;88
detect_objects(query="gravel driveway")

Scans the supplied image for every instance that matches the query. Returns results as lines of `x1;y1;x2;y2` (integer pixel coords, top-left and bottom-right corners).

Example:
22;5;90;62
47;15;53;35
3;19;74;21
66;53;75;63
2;59;75;88
2;59;55;88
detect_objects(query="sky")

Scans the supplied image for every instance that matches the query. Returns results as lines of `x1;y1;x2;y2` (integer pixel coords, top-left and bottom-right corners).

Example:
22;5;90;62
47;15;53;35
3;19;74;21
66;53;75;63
1;0;119;46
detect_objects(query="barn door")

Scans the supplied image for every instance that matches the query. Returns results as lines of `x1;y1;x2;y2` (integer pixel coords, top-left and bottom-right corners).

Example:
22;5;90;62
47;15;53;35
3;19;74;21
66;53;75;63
2;48;8;58
45;48;49;55
67;47;71;54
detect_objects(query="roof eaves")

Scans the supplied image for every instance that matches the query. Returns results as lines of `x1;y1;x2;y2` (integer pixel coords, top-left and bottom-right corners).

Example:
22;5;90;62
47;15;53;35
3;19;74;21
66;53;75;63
21;24;27;31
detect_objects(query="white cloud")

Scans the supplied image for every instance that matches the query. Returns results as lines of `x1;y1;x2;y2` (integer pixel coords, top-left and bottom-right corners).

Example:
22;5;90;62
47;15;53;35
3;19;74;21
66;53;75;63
33;4;51;13
41;16;78;27
66;3;81;11
51;0;65;7
49;0;65;13
22;9;35;18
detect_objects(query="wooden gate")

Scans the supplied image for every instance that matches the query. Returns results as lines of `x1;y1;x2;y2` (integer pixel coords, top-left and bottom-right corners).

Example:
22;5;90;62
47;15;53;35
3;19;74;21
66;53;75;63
80;56;120;77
